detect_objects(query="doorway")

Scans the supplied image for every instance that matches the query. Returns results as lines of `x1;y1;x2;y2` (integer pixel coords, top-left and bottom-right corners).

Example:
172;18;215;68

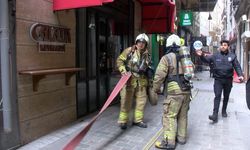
76;9;130;117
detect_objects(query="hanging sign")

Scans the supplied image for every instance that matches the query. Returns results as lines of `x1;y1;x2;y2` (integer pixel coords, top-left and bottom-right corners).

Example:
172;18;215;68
193;40;203;50
179;11;193;26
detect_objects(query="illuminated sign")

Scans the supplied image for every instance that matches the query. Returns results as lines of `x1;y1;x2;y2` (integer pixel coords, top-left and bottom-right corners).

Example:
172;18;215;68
179;11;193;26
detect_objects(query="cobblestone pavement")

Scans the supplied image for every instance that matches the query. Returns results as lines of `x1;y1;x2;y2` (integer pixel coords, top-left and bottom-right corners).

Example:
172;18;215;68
18;71;250;150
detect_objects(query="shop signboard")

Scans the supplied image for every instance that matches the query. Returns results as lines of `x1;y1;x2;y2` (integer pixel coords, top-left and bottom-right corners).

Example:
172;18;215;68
30;23;71;53
179;11;193;26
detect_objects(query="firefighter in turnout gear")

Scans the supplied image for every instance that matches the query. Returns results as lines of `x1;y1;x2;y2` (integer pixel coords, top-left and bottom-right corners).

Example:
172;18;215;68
117;33;152;129
153;34;194;149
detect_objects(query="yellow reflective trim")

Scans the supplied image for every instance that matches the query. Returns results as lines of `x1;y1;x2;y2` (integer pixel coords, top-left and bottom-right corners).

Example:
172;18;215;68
118;66;126;72
119;111;128;121
155;141;162;147
180;38;185;46
119;55;126;61
167;81;180;91
164;131;175;140
135;110;143;120
158;64;166;70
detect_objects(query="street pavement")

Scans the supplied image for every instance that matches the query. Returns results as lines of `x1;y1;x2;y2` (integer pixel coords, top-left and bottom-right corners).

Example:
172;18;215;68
18;71;250;150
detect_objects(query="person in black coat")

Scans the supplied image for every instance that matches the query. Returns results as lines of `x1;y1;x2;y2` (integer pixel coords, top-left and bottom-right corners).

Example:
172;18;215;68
195;40;244;123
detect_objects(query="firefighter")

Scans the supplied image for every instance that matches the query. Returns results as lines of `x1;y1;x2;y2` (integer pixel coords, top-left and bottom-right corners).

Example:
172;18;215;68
153;34;194;149
117;33;152;129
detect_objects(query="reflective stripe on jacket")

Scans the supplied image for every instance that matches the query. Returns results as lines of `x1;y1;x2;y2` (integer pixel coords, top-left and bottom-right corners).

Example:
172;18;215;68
153;52;190;94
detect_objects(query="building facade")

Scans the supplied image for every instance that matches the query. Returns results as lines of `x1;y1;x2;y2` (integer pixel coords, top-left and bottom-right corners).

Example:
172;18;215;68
1;0;177;149
235;0;250;79
0;0;136;149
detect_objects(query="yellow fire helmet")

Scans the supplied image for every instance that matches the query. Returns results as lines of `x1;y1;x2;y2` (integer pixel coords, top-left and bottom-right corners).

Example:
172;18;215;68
166;34;181;47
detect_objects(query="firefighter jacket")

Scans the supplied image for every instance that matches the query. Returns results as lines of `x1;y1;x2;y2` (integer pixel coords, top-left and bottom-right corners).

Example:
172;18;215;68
201;51;243;79
153;52;191;95
117;45;151;88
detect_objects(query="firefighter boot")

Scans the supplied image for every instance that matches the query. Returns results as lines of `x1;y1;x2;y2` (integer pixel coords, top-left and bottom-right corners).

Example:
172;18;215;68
155;140;168;149
166;144;175;150
155;139;175;150
132;122;147;128
176;137;186;145
208;112;218;123
166;140;175;150
119;123;127;130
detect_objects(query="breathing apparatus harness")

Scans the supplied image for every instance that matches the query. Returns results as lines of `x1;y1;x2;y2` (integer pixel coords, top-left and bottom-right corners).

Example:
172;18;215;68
124;45;151;77
166;44;193;91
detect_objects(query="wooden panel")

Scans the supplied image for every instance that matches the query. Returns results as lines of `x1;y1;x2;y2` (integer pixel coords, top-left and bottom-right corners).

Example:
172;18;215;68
16;45;75;70
16;0;78;144
20;106;76;144
16;0;57;24
19;87;76;122
54;11;76;28
18;74;76;97
16;20;36;46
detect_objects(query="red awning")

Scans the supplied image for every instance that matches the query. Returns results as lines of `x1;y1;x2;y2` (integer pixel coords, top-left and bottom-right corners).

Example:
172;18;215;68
139;0;175;33
102;0;114;3
53;0;114;11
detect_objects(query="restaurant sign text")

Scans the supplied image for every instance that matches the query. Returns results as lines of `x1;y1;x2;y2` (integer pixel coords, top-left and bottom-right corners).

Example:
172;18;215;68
30;23;71;53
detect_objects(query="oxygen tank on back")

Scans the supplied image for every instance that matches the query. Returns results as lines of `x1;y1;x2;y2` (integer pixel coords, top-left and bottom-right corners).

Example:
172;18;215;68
179;46;194;80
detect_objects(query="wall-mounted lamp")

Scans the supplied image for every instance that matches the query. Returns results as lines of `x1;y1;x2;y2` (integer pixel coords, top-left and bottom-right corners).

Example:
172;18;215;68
157;35;165;46
242;14;247;22
208;13;212;20
88;23;96;29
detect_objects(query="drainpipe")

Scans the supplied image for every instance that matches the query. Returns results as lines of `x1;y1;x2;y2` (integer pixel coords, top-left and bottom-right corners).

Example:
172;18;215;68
0;0;12;132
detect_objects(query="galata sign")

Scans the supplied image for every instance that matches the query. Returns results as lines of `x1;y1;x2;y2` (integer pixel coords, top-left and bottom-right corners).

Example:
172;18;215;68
30;23;71;53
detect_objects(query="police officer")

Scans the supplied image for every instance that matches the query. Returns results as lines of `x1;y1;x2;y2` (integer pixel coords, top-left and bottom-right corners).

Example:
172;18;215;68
153;34;194;149
117;33;152;129
196;40;244;123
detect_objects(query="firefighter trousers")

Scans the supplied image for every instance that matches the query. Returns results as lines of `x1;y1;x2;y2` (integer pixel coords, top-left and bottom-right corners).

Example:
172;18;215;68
118;85;147;124
162;93;191;145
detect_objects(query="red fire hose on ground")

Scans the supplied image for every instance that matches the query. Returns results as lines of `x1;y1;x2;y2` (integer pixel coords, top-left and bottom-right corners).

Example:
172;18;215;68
63;73;131;150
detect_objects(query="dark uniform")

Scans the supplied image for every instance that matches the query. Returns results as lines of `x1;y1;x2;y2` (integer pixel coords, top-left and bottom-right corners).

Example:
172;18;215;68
201;51;243;121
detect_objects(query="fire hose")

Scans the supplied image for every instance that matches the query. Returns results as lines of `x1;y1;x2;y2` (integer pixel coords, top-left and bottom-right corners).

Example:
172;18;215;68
63;72;131;150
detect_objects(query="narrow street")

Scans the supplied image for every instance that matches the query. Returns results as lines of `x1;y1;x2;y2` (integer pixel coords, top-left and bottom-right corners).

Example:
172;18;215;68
18;71;250;150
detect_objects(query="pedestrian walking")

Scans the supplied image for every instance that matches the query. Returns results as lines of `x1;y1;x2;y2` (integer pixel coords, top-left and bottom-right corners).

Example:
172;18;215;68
116;33;152;129
152;34;194;149
196;40;244;123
